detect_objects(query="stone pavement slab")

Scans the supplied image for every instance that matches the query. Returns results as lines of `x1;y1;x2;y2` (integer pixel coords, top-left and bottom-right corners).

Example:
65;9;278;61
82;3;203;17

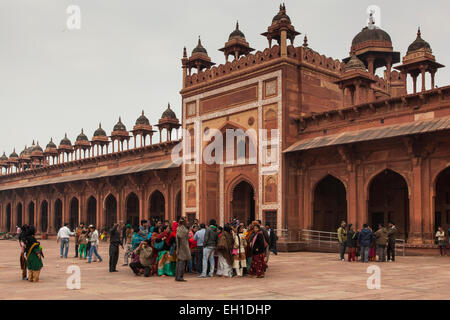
1;239;450;300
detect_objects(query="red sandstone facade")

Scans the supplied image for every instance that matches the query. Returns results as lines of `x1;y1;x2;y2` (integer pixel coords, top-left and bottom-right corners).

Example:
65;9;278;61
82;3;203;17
0;6;449;245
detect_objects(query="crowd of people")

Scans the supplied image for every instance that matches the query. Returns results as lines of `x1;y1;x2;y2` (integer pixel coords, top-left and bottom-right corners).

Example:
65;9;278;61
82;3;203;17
336;221;397;262
124;218;278;281
49;217;278;282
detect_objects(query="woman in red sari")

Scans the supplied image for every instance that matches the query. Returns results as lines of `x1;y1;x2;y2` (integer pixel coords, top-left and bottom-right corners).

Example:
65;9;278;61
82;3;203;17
248;224;268;278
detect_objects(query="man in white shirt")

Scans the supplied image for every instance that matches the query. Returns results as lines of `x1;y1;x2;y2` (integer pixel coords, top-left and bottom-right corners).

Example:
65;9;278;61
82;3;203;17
87;225;103;263
57;223;74;258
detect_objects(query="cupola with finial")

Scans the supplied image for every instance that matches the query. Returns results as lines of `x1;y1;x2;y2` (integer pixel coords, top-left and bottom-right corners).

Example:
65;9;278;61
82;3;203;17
157;103;181;142
261;4;300;56
219;21;255;62
111;117;131;152
185;37;216;74
74;129;91;159
395;27;444;93
132;110;156;148
91;123;110;156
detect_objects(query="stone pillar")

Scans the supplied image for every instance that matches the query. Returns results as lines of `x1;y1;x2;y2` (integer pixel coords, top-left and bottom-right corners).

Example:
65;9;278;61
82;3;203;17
422;158;433;243
280;30;287;57
356;166;366;230
347;167;358;226
430;70;436;89
420;66;426;92
97;193;103;228
139;188;145;221
409;157;423;244
48;197;55;234
367;56;375;75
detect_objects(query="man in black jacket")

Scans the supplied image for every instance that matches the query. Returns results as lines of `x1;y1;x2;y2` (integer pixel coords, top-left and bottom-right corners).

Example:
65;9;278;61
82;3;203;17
109;223;123;272
265;223;278;255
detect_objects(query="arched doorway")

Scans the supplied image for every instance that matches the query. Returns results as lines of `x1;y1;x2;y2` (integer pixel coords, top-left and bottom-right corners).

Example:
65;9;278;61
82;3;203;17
6;203;11;232
105;194;117;229
231;181;255;226
28;202;35;226
54;199;63;231
87;196;97;227
368;169;409;239
16;203;23;227
313;175;347;232
40;200;48;233
69;197;79;229
175;191;182;222
126;192;140;228
149;190;165;223
435;167;450;232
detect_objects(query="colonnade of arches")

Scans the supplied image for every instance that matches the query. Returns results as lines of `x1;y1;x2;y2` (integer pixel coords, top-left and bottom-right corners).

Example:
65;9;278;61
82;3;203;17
2;188;183;233
311;166;450;240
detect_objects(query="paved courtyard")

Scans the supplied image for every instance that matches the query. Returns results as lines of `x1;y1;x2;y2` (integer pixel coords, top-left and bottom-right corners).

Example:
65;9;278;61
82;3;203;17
1;239;449;300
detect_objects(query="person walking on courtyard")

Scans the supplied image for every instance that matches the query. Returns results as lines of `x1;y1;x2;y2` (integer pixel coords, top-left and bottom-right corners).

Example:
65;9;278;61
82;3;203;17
57;223;74;258
233;225;247;277
198;219;218;278
346;224;357;262
436;227;447;256
109;223;123;272
337;221;347;261
216;224;234;278
122;224;133;266
194;223;206;275
175;217;191;282
265;223;278;255
374;224;388;262
26;234;44;283
358;224;373;263
78;229;88;259
248;224;268;278
387;222;397;262
18;225;29;280
87;225;102;263
74;223;84;258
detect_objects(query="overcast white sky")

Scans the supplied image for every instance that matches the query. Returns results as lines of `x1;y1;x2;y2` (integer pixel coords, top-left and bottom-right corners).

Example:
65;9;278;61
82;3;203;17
0;0;448;155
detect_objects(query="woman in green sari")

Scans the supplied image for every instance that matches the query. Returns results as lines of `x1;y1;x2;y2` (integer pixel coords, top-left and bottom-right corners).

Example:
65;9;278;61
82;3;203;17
156;224;177;276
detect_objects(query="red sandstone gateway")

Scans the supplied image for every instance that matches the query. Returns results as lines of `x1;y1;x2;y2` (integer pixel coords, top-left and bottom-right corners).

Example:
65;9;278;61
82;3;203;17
0;5;449;250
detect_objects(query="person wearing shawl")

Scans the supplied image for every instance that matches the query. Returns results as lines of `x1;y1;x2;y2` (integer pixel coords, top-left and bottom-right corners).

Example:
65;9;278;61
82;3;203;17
131;227;145;251
156;225;177;276
248;224;268;278
175;217;191;282
233;225;247;277
244;221;258;272
216;224;234;277
18;224;29;280
148;226;162;275
25;227;44;282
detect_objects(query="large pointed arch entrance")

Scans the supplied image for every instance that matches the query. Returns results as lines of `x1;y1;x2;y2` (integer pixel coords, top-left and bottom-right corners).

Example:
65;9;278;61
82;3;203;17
28;202;35;226
69;197;79;229
313;175;347;232
105;194;117;229
40;200;48;233
435;167;450;232
54;199;63;231
126;192;140;227
149;190;165;223
16;203;23;227
231;180;255;226
87;196;97;227
368;169;409;239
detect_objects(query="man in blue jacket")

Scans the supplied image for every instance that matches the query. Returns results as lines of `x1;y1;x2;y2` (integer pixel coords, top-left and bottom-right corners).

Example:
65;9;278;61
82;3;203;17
358;224;373;263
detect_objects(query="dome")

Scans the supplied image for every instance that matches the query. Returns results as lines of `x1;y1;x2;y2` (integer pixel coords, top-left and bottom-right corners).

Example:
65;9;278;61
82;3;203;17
135;110;150;126
0;152;8;161
113;117;127;131
229;22;246;41
192;37;208;55
20;144;33;156
161;103;177;119
344;54;366;72
9;149;18;158
32;142;43;152
60;133;72;146
93;123;107;137
46;138;57;149
407;28;431;54
272;4;291;24
76;129;89;141
352;26;392;47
